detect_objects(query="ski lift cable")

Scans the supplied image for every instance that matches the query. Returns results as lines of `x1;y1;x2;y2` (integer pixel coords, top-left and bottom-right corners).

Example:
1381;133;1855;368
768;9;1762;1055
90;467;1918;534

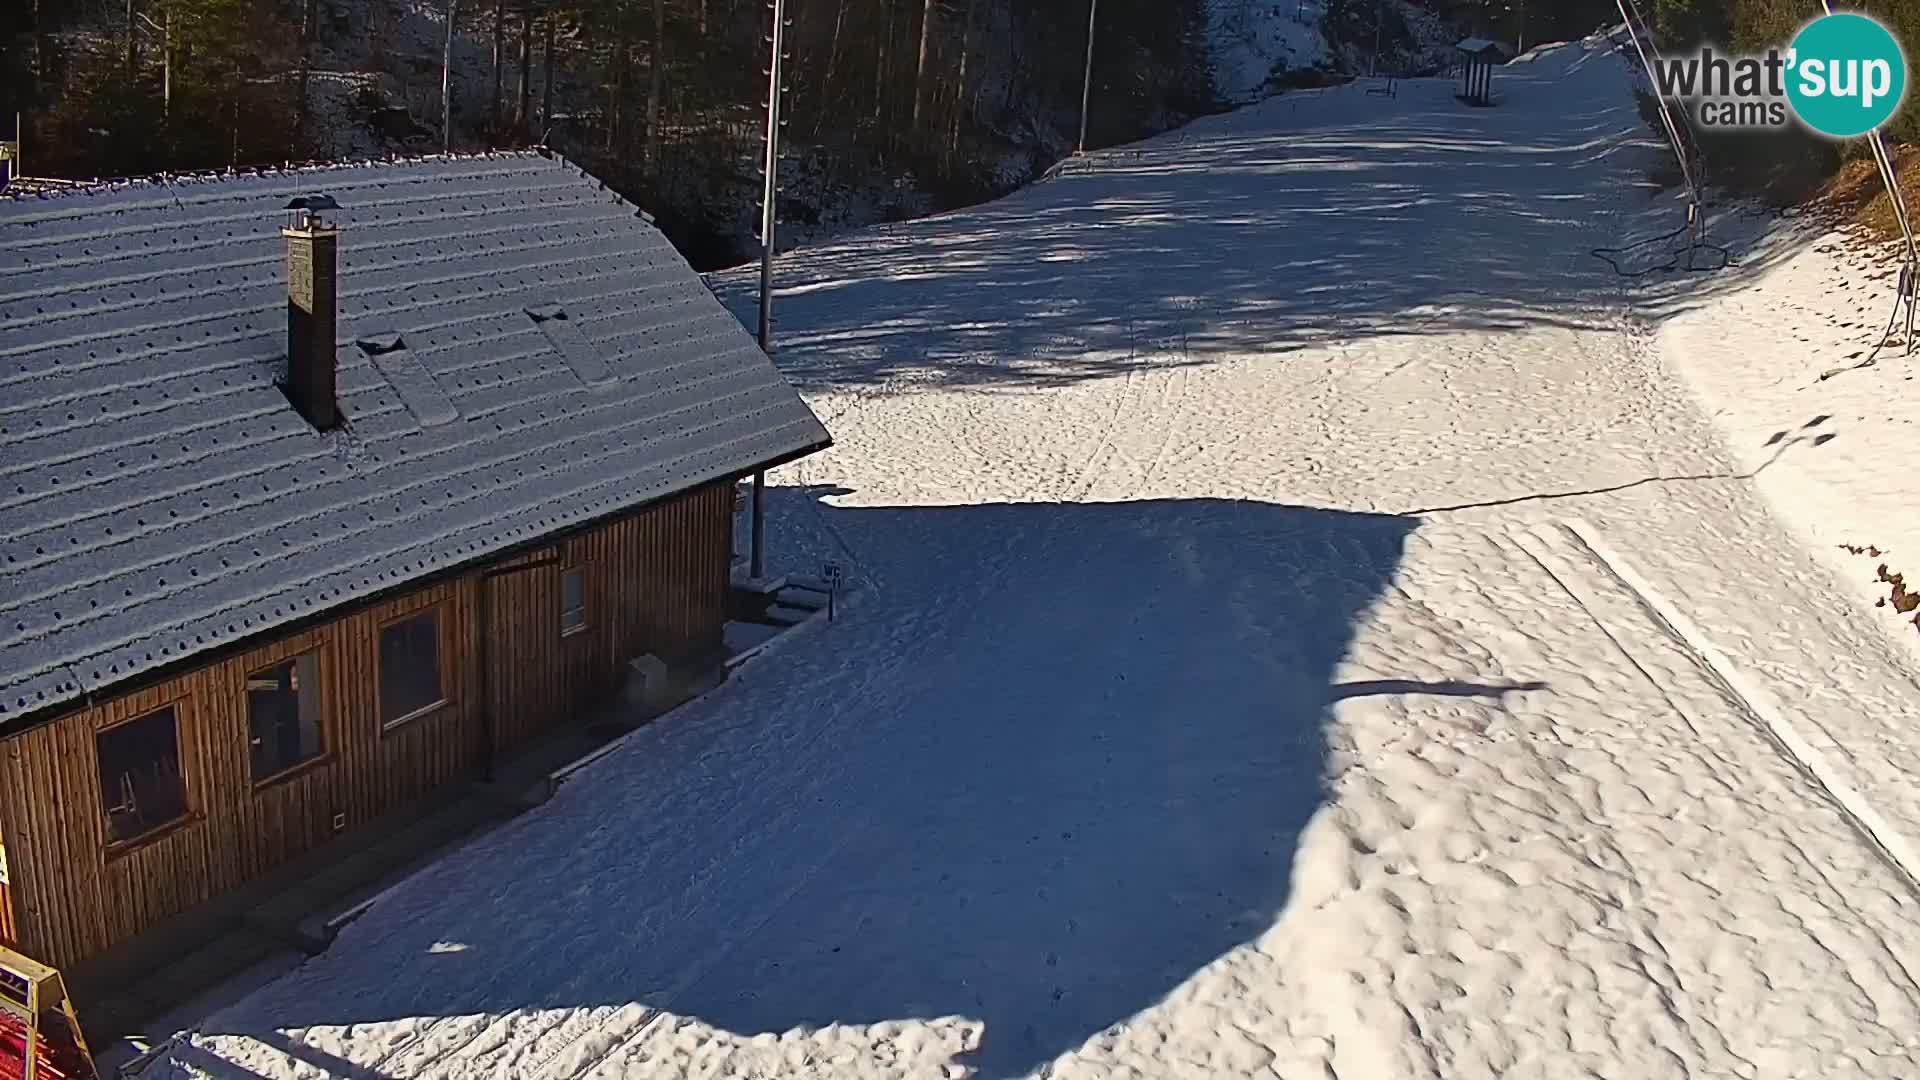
1591;218;1730;277
1817;277;1908;381
1813;0;1918;377
1841;3;1916;352
1592;0;1730;276
1859;132;1919;369
1866;131;1917;266
1824;0;1919;269
1612;0;1704;211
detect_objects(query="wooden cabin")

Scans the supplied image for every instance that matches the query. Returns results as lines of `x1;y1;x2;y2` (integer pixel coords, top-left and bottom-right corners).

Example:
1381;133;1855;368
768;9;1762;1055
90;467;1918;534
0;153;831;971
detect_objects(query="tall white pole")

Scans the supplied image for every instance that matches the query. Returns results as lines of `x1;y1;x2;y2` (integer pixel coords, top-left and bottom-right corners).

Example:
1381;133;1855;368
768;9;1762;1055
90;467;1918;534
759;0;787;353
752;0;788;582
1077;0;1099;153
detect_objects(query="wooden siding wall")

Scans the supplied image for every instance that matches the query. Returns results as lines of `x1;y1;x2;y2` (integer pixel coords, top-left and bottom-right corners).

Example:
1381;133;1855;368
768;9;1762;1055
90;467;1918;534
0;480;735;970
488;483;734;755
0;816;16;947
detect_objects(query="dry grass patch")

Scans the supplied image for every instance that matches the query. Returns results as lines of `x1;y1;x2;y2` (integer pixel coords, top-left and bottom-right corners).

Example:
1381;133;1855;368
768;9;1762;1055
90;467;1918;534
1808;144;1920;241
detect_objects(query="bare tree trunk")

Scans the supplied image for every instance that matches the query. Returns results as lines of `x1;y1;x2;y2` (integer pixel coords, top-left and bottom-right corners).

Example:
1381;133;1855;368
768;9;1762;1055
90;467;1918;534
948;0;975;165
368;0;389;68
491;0;505;135
647;0;663;171
162;1;173;123
1002;15;1022;115
442;0;459;151
125;0;138;81
816;0;847;136
295;0;316;149
1077;0;1097;153
873;0;893;124
32;0;48;96
540;16;555;134
515;3;533;135
608;31;626;154
910;0;934;130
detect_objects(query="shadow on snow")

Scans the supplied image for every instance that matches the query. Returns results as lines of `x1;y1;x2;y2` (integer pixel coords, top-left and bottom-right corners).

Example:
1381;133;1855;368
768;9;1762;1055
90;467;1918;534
708;61;1801;396
193;492;1421;1079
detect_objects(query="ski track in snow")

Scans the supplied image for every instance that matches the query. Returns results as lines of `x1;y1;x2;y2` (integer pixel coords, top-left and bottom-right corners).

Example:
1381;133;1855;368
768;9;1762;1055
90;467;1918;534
143;36;1920;1080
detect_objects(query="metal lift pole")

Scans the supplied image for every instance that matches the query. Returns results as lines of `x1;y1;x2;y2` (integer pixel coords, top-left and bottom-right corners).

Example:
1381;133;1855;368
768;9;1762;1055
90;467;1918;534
1821;0;1919;354
1613;0;1703;225
751;0;788;580
758;0;786;355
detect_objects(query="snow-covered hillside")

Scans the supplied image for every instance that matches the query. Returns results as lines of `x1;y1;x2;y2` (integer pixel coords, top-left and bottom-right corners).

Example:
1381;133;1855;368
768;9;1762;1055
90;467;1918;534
282;0;1063;267
1357;0;1467;76
137;34;1920;1080
1207;0;1331;100
1206;0;1463;101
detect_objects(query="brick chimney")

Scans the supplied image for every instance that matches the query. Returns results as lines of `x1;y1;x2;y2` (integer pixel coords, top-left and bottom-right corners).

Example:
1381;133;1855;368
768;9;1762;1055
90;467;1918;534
283;195;341;431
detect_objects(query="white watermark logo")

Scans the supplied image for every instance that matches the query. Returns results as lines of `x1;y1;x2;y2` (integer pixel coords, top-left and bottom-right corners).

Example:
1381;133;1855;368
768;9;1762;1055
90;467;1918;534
1647;12;1907;138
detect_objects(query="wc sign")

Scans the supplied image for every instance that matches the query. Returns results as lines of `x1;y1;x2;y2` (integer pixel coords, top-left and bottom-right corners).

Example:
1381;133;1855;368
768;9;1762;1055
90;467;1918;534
1649;11;1908;138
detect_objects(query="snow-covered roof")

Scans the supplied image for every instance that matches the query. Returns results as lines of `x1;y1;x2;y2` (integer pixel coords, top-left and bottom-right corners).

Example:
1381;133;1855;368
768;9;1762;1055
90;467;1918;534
0;151;830;725
1456;37;1510;57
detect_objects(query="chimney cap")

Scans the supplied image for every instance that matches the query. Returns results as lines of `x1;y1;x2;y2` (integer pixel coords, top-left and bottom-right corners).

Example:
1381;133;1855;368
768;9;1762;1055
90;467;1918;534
284;194;341;235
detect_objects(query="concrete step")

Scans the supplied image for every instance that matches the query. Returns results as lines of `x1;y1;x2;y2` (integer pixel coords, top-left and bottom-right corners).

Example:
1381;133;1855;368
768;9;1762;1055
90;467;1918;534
777;589;828;612
766;602;820;625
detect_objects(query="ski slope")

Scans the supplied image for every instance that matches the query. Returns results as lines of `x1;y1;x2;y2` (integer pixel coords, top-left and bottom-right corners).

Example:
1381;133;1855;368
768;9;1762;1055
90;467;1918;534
140;36;1920;1080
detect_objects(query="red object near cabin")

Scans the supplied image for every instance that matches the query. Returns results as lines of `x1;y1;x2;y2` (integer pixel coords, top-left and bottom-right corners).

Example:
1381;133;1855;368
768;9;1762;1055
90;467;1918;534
0;1008;92;1080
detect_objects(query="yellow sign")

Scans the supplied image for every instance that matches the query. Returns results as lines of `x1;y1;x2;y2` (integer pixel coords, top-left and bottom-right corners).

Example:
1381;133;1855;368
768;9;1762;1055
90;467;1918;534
0;946;97;1080
0;143;15;163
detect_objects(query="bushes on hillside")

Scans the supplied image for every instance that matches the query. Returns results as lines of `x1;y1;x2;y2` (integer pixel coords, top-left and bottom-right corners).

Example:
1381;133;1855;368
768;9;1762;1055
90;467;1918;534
1635;86;1841;206
1625;0;1920;203
1325;0;1417;62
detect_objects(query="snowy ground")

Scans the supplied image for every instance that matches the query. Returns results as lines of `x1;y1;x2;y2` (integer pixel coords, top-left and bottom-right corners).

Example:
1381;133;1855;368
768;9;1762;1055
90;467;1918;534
139;36;1920;1080
1655;217;1920;662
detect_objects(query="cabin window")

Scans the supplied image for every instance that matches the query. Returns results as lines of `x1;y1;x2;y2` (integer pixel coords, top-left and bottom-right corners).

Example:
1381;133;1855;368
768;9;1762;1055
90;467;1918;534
380;610;445;727
97;706;189;845
560;567;588;636
247;651;324;782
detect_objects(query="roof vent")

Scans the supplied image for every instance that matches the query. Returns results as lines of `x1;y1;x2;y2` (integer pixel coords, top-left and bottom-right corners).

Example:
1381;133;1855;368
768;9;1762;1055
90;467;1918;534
284;195;341;431
355;332;459;427
527;303;618;388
